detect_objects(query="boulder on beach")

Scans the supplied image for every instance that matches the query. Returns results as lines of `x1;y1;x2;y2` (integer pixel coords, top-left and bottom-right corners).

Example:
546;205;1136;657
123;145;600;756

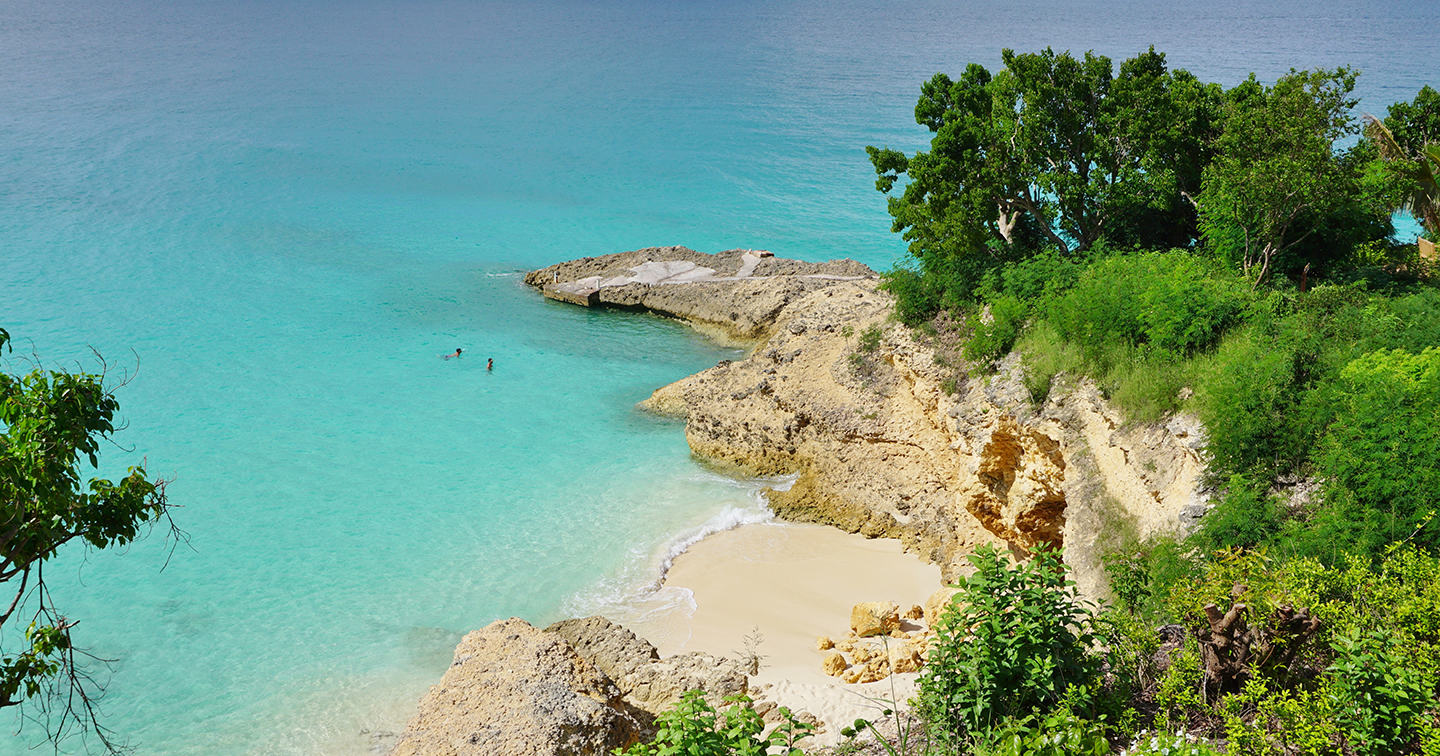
851;601;900;637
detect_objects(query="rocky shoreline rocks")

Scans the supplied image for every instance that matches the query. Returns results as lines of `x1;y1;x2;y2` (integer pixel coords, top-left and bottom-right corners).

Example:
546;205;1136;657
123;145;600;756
391;246;1214;755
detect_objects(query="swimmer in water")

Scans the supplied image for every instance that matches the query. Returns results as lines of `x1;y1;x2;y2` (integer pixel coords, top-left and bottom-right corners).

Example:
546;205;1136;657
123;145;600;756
487;358;493;371
442;348;462;360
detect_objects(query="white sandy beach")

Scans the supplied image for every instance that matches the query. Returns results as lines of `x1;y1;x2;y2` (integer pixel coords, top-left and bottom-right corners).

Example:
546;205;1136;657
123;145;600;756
623;522;944;744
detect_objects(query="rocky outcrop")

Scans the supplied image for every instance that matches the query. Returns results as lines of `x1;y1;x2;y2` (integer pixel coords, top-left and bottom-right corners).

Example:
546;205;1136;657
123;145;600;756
392;616;755;756
545;615;749;719
850;601;900;638
530;250;1211;596
522;246;876;342
616;651;750;716
390;618;644;756
545;616;659;683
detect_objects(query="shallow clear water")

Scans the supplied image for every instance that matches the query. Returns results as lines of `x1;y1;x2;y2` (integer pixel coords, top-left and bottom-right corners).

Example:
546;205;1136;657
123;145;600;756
2;0;1437;752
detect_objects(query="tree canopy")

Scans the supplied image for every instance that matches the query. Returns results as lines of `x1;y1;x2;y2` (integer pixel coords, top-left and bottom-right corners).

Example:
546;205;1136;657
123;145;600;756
870;49;1426;318
868;47;1221;266
0;327;177;752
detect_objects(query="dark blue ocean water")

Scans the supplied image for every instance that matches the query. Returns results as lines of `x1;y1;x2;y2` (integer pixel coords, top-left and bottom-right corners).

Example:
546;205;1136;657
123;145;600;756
3;1;1437;752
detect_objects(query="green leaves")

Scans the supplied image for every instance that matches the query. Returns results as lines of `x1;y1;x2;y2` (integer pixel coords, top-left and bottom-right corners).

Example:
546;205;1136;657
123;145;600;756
617;692;814;756
0;328;175;751
1330;629;1436;756
1197;67;1362;284
916;545;1101;747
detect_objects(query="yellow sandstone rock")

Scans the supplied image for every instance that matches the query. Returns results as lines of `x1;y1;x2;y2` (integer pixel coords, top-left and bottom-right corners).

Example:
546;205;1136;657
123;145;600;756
842;668;863;684
851;601;900;637
889;642;924;674
924;587;960;628
857;659;891;683
851;645;876;663
835;640;855;654
903;604;924;620
821;652;848;677
816;635;834;651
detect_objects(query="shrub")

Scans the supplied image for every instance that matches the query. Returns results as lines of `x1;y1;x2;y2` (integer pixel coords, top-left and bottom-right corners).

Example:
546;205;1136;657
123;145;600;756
1154;638;1205;731
1048;252;1249;362
978;706;1110;756
964;296;1028;365
1304;347;1440;557
617;691;813;756
1189;474;1284;553
1330;629;1436;756
916;545;1101;747
858;325;883;353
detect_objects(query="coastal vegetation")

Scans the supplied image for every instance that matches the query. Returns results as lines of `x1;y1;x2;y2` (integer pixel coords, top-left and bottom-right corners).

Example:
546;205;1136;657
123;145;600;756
606;49;1439;756
0;328;178;752
843;47;1440;755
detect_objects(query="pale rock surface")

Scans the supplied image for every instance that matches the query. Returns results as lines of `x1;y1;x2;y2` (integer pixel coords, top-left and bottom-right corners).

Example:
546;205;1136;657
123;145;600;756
850;601;900;638
389;618;643;756
821;652;848;676
924;587;960;628
545;616;659;683
617;651;750;716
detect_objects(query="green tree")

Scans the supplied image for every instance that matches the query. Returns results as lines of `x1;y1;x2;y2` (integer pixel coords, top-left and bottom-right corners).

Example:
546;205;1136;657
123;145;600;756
1364;112;1440;238
0;327;177;751
1196;68;1362;284
868;47;1220;265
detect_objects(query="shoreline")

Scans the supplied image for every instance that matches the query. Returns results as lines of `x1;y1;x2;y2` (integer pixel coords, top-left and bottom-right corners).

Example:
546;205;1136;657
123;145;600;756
612;520;944;745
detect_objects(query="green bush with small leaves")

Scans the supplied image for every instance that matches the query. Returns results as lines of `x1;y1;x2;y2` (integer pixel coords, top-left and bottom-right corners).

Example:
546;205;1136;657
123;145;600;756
977;706;1110;756
1330;629;1436;756
916;545;1101;748
617;691;813;756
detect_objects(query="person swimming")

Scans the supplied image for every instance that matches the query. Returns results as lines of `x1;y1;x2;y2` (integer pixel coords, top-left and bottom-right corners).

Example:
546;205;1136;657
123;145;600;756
442;348;462;360
487;358;493;371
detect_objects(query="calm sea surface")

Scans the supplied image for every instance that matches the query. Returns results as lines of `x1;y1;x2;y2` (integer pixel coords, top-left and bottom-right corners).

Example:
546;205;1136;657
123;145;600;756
2;1;1436;752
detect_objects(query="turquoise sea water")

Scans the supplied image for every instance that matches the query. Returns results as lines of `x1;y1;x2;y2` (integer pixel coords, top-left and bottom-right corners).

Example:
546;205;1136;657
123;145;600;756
3;1;1438;752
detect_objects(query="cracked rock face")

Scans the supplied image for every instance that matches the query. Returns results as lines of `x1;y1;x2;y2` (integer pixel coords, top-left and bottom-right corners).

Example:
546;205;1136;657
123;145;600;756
962;416;1067;552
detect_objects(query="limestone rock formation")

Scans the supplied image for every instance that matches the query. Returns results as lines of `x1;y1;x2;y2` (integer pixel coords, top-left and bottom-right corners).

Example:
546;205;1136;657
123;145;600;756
545;616;660;683
523;247;875;342
617;651;749;716
528;249;1211;599
390;618;643;756
850;601;900;638
924;587;960;628
821;652;848;676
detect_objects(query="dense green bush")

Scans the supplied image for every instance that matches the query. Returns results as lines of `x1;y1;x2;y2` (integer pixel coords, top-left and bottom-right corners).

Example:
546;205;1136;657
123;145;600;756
1047;253;1249;362
1303;347;1440;557
617;691;813;756
1189;474;1283;552
1330;629;1436;756
917;545;1101;748
963;296;1028;365
977;705;1110;756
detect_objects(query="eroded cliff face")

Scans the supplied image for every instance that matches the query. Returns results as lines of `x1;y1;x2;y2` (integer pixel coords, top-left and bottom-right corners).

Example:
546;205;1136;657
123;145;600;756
638;275;1210;595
